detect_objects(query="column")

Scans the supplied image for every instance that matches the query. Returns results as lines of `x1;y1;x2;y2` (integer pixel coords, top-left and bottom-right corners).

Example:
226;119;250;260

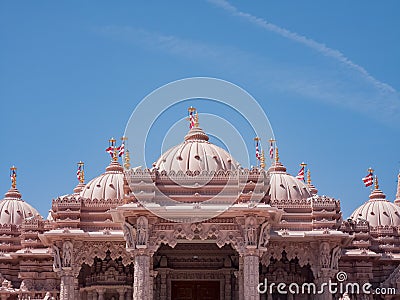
314;269;334;300
238;256;244;300
160;270;167;300
98;288;105;300
243;253;260;300
118;288;126;300
133;254;151;300
60;274;75;300
87;290;93;300
224;272;232;300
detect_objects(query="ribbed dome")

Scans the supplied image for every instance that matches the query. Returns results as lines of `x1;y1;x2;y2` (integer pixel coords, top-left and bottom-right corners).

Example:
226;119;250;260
0;188;41;225
267;161;312;201
350;188;400;227
80;161;126;200
154;127;238;173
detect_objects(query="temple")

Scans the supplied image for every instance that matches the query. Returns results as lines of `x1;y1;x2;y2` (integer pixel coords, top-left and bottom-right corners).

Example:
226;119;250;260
0;108;400;300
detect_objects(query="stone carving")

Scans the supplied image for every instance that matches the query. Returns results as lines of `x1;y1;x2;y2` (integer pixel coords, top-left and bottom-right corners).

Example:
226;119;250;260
245;216;257;246
137;216;148;247
74;241;133;266
62;241;73;267
52;244;61;270
330;246;341;270
122;221;136;248
258;222;271;249
320;242;330;268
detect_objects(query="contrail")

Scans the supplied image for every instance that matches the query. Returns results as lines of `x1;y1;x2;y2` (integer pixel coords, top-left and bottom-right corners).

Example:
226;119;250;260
208;0;396;94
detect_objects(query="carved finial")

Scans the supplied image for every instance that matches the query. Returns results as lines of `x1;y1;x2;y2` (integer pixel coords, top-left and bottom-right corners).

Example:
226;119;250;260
77;161;84;183
10;166;17;189
188;106;197;129
275;147;279;163
124;150;131;170
107;137;118;162
374;175;379;190
260;150;265;169
76;161;85;183
307;169;311;185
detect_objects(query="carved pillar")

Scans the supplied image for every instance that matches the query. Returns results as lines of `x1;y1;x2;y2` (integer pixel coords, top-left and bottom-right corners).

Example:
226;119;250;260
243;249;260;300
118;288;126;300
224;271;232;300
160;270;167;300
97;288;105;300
60;272;75;300
133;254;151;300
238;256;244;300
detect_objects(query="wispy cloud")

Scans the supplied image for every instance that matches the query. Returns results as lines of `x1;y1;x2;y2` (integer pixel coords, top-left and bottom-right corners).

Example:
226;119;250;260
95;25;400;127
208;0;397;95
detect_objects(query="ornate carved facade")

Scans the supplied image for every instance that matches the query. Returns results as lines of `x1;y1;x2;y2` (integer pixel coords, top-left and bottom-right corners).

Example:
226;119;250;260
0;111;400;299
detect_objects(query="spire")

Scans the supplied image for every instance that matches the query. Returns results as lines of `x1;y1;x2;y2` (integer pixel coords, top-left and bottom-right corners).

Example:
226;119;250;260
124;150;131;170
307;169;318;195
188;106;198;129
267;144;287;173
73;161;85;194
395;172;400;205
77;161;85;184
275;147;280;163
368;174;386;200
5;166;22;199
10;166;17;189
374;175;379;190
260;150;265;169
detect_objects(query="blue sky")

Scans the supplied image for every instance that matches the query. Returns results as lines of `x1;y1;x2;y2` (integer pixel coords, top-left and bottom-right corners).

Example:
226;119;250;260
1;1;399;218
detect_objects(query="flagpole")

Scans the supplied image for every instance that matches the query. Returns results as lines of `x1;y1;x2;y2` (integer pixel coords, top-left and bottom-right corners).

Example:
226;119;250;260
254;137;260;168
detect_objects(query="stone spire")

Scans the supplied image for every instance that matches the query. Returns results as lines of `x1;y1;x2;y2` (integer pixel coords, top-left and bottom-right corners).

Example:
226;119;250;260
5;166;22;199
73;161;85;194
307;169;318;195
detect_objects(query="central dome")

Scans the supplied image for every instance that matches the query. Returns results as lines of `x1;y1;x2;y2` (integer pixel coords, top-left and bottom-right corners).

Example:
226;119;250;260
154;126;239;173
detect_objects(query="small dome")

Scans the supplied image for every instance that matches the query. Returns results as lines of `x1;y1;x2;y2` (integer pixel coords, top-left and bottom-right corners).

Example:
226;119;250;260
154;127;238;173
350;188;400;227
0;188;41;225
80;161;126;200
267;161;312;201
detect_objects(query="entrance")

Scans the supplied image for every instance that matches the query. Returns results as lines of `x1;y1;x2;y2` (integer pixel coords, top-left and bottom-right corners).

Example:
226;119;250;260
171;281;220;300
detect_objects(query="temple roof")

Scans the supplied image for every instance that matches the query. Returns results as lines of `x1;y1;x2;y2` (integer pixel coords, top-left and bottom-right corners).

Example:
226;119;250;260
153;126;239;173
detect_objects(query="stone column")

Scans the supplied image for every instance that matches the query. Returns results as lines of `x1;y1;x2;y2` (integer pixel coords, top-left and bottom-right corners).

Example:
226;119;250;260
87;290;93;300
243;252;260;300
97;288;105;300
133;254;151;300
160;270;167;300
238;256;244;300
60;272;75;300
224;272;232;300
118;288;126;300
314;268;334;300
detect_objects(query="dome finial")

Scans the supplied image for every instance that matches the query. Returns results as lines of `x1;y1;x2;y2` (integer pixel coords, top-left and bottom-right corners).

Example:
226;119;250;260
188;106;199;129
374;175;379;190
260;150;266;169
10;166;17;189
307;169;311;185
124;150;131;170
275;147;280;163
106;137;118;162
77;161;85;184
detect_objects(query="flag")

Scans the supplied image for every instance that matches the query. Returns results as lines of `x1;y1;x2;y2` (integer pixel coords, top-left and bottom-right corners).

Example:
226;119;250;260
255;140;261;160
10;169;16;181
269;141;274;159
106;146;114;157
189;111;195;129
362;172;373;187
117;143;125;157
76;166;81;180
296;166;305;181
